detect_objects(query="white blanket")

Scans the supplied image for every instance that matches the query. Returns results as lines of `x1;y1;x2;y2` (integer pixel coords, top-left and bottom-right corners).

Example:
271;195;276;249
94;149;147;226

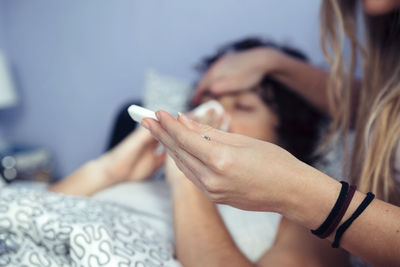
94;180;282;262
0;187;181;267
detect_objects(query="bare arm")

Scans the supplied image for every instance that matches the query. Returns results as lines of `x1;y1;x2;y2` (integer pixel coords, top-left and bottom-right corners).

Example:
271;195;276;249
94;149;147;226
257;218;350;267
143;111;400;267
168;157;348;267
271;53;332;115
270;51;361;120
279;166;400;267
49;128;164;196
167;154;252;267
49;160;115;196
194;47;360;119
171;183;253;267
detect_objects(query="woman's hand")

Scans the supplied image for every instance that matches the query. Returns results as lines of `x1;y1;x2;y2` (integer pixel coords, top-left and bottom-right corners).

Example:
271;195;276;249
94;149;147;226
142;110;310;212
193;47;282;104
165;108;230;188
165;155;190;189
143;111;400;267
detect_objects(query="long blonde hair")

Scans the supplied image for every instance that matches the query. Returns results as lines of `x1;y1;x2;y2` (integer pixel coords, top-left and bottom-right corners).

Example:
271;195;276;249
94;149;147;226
320;0;400;205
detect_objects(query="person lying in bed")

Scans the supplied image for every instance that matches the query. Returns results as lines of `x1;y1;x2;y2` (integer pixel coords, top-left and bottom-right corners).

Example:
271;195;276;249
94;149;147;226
49;38;349;266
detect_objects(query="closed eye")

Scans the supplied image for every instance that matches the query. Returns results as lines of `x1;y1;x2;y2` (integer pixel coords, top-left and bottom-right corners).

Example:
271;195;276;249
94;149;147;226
235;102;254;112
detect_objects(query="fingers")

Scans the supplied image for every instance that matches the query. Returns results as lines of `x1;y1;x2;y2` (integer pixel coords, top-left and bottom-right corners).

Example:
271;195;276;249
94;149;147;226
166;146;215;193
177;112;235;144
165;149;208;192
153;111;232;164
141;115;211;176
142;110;243;177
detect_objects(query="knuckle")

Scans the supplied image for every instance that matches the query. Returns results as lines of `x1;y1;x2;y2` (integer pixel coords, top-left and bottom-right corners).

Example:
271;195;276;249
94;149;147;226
204;149;218;165
207;191;225;204
211;149;233;172
213;158;226;172
202;177;220;194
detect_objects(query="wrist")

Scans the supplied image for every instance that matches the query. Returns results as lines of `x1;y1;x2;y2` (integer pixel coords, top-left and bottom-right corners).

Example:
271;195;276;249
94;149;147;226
89;158;122;187
277;162;343;230
51;160;117;196
169;177;201;197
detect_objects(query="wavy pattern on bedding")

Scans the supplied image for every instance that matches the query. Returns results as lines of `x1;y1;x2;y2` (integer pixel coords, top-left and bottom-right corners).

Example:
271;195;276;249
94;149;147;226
0;187;181;267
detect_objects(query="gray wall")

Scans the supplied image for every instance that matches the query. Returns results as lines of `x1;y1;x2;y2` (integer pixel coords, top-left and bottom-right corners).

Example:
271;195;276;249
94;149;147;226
0;0;324;178
0;1;6;50
0;0;6;52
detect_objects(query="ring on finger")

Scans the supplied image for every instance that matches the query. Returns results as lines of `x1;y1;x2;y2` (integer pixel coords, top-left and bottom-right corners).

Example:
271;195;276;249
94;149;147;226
201;135;212;141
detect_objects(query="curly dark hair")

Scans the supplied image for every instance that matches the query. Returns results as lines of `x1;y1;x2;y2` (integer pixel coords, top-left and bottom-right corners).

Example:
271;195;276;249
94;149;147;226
196;37;327;165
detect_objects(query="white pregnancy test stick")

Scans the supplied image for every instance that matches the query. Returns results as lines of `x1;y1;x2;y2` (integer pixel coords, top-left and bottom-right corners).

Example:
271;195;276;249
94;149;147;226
128;105;165;155
127;105;158;123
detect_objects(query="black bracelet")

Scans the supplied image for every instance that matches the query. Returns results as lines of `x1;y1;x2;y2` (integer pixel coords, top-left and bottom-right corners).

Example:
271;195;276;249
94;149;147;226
311;181;349;237
319;185;357;239
332;192;375;248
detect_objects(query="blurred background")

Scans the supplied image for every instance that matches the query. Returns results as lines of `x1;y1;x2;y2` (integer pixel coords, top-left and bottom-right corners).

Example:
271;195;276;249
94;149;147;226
0;0;324;180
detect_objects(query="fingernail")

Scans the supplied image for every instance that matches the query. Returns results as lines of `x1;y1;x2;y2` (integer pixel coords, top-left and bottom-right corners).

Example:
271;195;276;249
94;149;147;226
156;111;162;121
178;112;192;123
141;120;150;130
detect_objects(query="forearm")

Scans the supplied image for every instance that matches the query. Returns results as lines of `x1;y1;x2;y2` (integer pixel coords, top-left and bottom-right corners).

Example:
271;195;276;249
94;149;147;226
49;128;160;196
261;49;360;118
171;181;253;267
281;163;400;267
49;160;117;196
257;217;350;267
272;55;331;115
